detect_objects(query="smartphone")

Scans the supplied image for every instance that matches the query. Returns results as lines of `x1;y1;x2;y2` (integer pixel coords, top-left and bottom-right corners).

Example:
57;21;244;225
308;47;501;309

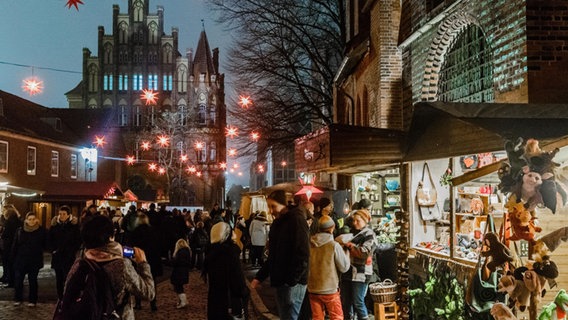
123;246;135;258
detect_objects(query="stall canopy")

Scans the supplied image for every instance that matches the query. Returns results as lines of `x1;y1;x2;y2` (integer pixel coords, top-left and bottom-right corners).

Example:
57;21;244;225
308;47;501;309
39;181;124;202
404;102;568;161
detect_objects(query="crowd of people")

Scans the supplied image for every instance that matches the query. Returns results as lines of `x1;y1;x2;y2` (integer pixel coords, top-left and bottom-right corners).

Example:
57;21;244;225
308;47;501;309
0;193;380;320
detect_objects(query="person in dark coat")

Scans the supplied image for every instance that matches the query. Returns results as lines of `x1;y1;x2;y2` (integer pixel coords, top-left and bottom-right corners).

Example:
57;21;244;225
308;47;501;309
11;211;47;306
48;205;81;299
202;222;249;320
128;213;162;311
189;221;208;270
251;190;310;320
170;238;191;309
1;206;22;287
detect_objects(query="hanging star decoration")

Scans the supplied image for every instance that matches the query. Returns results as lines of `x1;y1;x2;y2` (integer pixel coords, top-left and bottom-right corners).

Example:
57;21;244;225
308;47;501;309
141;89;158;105
66;0;84;10
22;77;43;96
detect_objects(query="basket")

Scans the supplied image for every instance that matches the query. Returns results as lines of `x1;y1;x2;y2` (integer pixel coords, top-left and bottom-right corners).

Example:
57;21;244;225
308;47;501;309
369;279;398;303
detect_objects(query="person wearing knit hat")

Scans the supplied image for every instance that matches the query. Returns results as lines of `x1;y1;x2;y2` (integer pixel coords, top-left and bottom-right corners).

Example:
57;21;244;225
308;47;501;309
12;212;47;307
336;209;377;320
251;188;310;320
307;215;350;319
203;221;249;319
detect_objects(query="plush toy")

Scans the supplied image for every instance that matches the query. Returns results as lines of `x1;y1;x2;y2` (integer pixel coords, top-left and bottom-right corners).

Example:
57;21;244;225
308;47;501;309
498;274;531;311
523;138;566;213
513;168;545;211
481;232;513;272
505;138;527;180
538;289;568;320
506;196;542;244
491;302;518;320
524;269;548;303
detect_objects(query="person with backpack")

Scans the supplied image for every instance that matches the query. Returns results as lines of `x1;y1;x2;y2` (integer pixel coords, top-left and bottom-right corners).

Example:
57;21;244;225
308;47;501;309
54;215;155;320
11;211;46;307
189;221;208;270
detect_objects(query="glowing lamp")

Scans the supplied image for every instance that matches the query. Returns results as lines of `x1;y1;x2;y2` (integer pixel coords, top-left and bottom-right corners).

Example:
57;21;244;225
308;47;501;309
239;96;252;108
126;155;136;165
141;89;158;105
158;167;166;175
225;126;239;138
228;148;237;157
157;135;170;147
194;141;204;150
148;163;158;171
22;77;43;96
140;141;151;151
93;135;106;148
180;154;188;162
219;162;227;169
250;132;260;142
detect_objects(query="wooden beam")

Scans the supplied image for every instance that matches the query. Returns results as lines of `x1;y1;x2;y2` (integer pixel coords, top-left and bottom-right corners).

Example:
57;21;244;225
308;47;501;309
451;160;505;186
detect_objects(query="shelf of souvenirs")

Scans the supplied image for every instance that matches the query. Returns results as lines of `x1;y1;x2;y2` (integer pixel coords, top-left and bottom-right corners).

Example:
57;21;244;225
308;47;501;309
413;241;450;256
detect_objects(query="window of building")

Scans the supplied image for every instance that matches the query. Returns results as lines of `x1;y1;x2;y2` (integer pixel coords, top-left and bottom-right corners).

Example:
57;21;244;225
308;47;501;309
119;22;128;44
70;154;78;179
163;44;173;64
27;146;36;175
119;105;128;127
148;74;158;90
149;23;158;44
149;106;156;126
163;74;173;91
133;74;143;91
198;104;206;125
88;65;98;93
51;151;59;177
134;1;143;22
178;105;187;126
177;66;187;93
134;105;142;127
209;142;217;163
209;104;216;126
0;141;7;173
104;44;113;64
118;74;128;91
103;74;113;91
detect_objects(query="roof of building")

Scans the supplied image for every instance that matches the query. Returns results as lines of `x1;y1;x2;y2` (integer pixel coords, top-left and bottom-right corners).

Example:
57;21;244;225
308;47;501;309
192;29;215;76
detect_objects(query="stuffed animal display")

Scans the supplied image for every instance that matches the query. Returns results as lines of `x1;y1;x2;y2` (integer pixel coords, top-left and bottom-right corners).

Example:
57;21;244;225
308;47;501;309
499;138;566;214
538;289;568;320
498;274;531;311
481;232;513;272
506;195;542;244
491;302;518;320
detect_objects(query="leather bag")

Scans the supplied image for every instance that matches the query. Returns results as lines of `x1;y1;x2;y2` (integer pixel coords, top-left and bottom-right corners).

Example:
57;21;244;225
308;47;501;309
416;162;438;207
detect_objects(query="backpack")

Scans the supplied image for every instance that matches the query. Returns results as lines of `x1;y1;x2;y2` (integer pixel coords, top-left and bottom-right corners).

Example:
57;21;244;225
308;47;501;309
194;229;209;248
53;258;125;320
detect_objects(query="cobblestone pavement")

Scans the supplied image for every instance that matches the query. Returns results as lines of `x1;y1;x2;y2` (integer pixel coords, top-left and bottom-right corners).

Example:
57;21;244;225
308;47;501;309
0;262;277;320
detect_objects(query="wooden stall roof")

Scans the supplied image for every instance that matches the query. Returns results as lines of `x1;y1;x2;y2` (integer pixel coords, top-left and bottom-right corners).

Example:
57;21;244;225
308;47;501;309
295;124;405;174
39;181;124;201
404;102;568;161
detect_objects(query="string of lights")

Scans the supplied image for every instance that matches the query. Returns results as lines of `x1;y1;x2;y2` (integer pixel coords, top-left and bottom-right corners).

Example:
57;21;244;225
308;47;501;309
0;61;82;74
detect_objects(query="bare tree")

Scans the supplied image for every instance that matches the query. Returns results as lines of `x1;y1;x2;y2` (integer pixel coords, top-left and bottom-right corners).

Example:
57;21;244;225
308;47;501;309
208;0;345;157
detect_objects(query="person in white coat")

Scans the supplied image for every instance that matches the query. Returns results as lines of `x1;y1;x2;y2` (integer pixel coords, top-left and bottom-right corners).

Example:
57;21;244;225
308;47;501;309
308;215;350;320
249;211;269;267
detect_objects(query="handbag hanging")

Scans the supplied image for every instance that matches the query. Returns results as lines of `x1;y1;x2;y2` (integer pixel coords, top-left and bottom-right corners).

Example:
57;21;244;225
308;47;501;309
416;162;441;221
416;162;438;206
466;214;508;318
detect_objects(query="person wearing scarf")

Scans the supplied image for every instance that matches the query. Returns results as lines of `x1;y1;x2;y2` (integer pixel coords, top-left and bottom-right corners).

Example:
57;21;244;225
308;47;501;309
336;209;377;320
12;212;46;307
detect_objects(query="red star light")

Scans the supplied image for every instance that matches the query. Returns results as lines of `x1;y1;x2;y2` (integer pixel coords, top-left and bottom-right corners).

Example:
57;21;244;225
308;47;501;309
65;0;84;10
148;163;158;171
196;171;202;177
22;77;43;96
219;162;227;170
250;132;260;142
141;89;158;105
228;148;237;157
158;167;166;175
194;141;204;150
258;164;265;173
93;135;106;148
186;166;197;174
239;96;252;108
126;156;136;165
140;141;151;151
180;154;188;162
156;135;170;147
225;126;239;138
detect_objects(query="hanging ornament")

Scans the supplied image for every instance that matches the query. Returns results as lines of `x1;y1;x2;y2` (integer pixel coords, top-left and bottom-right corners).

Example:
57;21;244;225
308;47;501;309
66;0;84;10
22;77;43;96
93;135;106;148
141;89;158;105
225;126;239;138
239;95;252;108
